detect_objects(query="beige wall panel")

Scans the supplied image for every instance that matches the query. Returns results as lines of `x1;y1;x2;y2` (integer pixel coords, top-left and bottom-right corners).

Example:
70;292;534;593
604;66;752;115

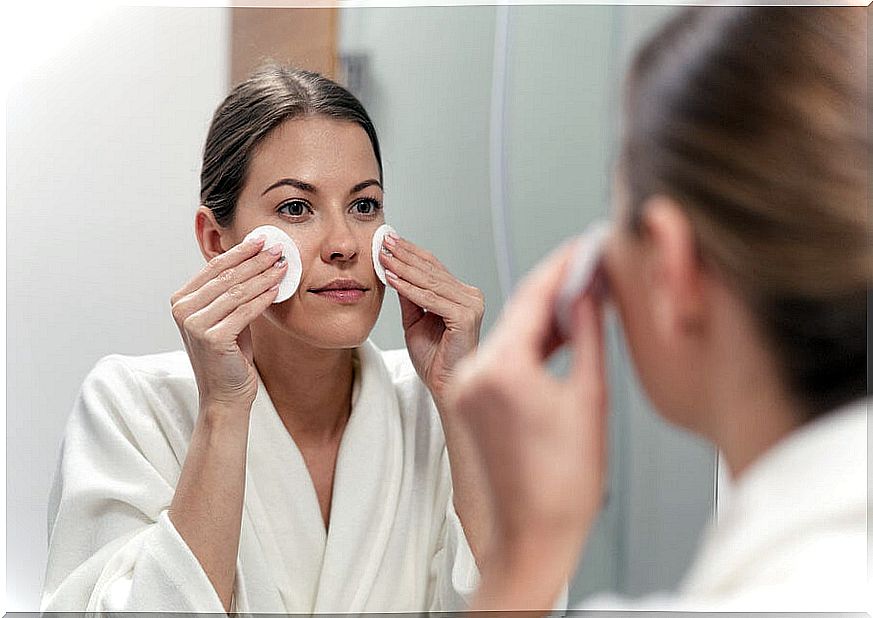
231;7;337;86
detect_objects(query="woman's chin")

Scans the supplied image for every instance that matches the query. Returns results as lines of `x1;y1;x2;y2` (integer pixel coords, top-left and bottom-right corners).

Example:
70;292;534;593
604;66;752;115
287;318;377;350
315;331;372;350
263;298;381;346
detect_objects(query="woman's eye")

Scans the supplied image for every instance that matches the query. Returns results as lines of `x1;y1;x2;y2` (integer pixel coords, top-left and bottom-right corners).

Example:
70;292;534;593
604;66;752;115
352;199;381;216
278;200;310;217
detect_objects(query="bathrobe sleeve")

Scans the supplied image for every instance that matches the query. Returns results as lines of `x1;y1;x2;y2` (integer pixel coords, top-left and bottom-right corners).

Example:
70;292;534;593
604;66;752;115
427;448;481;611
41;354;225;612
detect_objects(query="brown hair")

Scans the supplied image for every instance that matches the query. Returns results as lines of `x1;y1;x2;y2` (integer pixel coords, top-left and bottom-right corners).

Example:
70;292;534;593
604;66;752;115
200;65;383;227
621;8;869;420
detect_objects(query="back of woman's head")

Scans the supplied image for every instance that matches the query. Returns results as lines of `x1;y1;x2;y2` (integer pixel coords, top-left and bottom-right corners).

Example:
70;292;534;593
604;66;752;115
200;64;382;227
621;8;869;420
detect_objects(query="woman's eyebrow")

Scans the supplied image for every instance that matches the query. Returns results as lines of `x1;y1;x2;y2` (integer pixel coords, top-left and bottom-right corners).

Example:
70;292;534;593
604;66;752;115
262;178;317;196
349;179;382;195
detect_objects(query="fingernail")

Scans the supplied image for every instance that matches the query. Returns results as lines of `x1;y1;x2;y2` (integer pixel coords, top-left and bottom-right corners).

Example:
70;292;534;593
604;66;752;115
249;234;266;245
381;246;393;257
385;269;398;280
383;234;397;247
267;243;284;255
273;256;287;268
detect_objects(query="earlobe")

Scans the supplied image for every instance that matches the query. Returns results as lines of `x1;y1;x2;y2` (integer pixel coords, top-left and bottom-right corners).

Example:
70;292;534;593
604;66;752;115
195;206;229;261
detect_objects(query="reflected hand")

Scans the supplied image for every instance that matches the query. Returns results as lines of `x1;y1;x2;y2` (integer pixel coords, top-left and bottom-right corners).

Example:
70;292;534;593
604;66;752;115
446;241;609;611
378;232;485;408
170;235;287;410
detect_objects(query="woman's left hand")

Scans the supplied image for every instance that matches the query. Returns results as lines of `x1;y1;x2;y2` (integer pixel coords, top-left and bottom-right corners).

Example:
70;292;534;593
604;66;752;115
379;232;485;408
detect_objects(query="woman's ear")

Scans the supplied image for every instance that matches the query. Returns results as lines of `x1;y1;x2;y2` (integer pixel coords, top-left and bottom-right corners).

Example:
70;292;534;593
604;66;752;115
195;206;231;262
639;196;706;340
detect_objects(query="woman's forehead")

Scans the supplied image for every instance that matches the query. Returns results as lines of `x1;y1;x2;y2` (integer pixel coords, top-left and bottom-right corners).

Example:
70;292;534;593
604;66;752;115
247;117;380;191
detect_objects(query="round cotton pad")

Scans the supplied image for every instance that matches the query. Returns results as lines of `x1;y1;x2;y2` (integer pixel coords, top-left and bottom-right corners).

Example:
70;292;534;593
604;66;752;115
371;224;397;286
243;225;302;303
555;220;611;339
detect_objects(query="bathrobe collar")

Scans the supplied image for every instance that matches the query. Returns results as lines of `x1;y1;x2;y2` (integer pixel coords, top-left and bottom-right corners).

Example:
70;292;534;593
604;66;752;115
681;397;868;597
239;339;404;613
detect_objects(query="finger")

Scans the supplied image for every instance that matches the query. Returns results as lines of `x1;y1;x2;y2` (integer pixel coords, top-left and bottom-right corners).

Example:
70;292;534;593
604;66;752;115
566;296;610;500
397;291;426;330
572;294;606;403
381;235;481;305
238;325;254;363
385;269;465;321
380;250;477;307
177;245;284;316
385;235;484;304
173;234;267;302
184;260;288;334
205;284;281;343
383;234;445;271
568;294;608;426
489;240;579;357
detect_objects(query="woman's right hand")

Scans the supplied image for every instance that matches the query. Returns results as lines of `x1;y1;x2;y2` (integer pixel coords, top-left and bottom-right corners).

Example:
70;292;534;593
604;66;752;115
447;240;609;610
170;234;288;410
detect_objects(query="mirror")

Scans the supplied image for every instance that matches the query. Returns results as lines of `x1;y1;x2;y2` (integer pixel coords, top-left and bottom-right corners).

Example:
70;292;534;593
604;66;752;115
6;4;715;610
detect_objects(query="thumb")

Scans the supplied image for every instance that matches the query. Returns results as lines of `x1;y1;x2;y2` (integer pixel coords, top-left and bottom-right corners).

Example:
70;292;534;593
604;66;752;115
568;295;606;404
398;292;426;330
567;294;608;470
239;326;254;363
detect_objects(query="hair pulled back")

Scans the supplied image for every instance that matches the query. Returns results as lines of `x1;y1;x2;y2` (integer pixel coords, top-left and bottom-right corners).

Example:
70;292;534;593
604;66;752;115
622;8;869;419
200;65;383;227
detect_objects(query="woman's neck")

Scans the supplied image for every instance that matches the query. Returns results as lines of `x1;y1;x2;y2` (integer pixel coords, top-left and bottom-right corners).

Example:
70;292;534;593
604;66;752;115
699;285;802;480
711;382;800;480
250;323;355;446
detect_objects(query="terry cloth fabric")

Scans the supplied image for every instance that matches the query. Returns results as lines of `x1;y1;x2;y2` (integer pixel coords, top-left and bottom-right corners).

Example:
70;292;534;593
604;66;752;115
42;339;479;613
579;397;868;612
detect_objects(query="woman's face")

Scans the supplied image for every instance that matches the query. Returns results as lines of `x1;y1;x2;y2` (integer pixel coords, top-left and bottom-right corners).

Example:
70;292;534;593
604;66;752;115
226;116;386;349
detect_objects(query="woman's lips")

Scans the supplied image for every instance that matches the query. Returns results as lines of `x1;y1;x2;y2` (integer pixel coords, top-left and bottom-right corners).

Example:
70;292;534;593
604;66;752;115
310;288;367;304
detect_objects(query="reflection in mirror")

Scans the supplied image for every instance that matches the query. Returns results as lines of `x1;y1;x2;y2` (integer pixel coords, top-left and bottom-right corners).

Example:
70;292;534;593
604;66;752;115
7;5;716;612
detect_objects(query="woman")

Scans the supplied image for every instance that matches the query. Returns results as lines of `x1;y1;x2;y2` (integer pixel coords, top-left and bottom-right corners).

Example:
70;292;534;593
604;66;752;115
42;66;488;613
451;7;868;612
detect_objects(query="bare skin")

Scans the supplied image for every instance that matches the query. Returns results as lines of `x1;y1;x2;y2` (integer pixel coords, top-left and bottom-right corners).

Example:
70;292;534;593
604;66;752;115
167;117;488;612
449;198;801;612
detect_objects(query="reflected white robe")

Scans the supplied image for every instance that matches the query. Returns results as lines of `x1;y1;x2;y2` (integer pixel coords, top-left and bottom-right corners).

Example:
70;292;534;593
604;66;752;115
41;339;479;613
582;397;869;612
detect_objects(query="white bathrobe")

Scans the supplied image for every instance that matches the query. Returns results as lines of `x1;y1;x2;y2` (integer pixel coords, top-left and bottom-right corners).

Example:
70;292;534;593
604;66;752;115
583;397;869;612
41;339;479;613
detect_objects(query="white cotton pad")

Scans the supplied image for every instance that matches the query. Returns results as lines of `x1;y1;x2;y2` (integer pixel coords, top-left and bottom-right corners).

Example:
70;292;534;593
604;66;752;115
371;224;397;286
243;225;302;303
555;220;611;339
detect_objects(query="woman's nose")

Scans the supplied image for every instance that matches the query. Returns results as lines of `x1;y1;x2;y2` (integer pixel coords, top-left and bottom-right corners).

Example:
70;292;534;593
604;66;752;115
320;220;359;263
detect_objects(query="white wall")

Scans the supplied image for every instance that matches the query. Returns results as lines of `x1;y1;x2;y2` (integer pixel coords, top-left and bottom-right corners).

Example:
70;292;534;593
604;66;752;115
6;7;229;609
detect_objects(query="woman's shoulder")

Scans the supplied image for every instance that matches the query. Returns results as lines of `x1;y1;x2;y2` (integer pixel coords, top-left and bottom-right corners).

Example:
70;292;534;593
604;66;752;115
376;346;419;384
86;350;195;386
364;341;439;419
79;350;198;423
72;351;200;448
370;344;432;402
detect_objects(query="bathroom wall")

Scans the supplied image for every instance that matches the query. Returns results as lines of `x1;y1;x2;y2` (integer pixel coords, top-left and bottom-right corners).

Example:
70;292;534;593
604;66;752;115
6;7;230;609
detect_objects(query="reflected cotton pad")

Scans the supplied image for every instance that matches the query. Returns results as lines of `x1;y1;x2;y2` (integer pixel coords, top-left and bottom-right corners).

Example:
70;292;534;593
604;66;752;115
555;220;611;339
371;224;397;285
243;225;302;303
